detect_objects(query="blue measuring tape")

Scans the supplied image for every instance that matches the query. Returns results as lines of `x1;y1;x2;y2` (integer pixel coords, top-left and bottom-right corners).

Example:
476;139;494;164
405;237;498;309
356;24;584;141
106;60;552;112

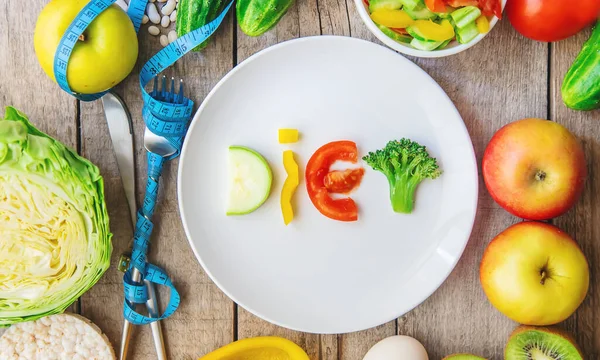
53;0;233;325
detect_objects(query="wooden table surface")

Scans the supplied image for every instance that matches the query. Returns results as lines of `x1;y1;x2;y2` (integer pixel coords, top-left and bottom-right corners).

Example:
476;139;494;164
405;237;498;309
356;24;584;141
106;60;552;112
1;0;599;359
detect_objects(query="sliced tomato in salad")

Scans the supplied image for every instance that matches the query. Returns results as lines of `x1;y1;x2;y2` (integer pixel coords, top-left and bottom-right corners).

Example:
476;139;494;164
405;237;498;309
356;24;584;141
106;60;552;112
444;0;478;7
305;141;361;222
324;168;365;194
425;0;447;12
476;0;502;18
390;27;409;35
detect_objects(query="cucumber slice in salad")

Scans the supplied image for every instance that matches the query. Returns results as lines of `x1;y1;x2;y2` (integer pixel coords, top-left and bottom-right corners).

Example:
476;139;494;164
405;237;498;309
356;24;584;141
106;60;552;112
369;0;403;13
404;3;436;20
399;0;423;10
410;38;444;51
450;6;481;29
456;21;479;44
226;146;273;215
377;25;412;44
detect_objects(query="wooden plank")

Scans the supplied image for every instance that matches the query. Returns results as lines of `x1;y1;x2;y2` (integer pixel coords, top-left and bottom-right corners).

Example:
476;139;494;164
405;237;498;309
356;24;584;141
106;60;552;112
78;13;236;359
392;21;548;359
0;0;79;338
551;27;600;358
0;0;77;148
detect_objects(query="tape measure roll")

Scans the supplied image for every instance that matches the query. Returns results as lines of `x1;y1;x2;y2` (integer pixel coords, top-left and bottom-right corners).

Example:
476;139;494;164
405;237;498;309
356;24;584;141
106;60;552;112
53;0;234;325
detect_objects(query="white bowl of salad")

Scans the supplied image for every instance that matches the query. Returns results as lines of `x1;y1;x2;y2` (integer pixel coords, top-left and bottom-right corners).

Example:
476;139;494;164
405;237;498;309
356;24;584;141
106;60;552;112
355;0;506;57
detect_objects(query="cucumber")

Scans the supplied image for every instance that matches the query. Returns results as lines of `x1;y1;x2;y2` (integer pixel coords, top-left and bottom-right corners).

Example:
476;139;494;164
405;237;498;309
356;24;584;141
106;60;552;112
237;0;295;36
399;0;423;10
377;25;412;44
561;21;600;111
404;3;436;20
455;21;479;44
435;38;452;50
226;146;273;215
410;38;444;51
450;6;481;29
368;0;403;13
176;0;225;51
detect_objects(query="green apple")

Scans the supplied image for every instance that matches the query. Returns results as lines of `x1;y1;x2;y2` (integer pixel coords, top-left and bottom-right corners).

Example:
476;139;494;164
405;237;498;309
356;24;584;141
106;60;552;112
480;221;589;325
226;146;273;215
34;0;138;94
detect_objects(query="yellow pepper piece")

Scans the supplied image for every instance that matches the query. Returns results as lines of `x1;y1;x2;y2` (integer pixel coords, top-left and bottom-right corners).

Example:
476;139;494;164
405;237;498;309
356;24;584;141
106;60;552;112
476;15;490;34
198;336;310;360
281;150;299;225
370;9;414;29
278;128;299;143
411;19;455;42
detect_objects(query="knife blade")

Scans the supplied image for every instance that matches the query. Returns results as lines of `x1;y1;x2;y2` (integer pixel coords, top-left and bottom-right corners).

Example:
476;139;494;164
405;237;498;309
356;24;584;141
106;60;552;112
101;91;167;360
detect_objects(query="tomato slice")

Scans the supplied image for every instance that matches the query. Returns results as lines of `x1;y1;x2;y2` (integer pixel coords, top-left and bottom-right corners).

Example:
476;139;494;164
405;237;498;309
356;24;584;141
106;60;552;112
477;0;502;18
425;0;447;13
324;168;365;194
444;0;478;7
305;141;360;222
390;27;409;35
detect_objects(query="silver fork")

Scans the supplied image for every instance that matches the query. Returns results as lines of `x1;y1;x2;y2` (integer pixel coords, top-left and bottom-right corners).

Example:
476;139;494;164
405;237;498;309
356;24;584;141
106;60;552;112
120;76;183;360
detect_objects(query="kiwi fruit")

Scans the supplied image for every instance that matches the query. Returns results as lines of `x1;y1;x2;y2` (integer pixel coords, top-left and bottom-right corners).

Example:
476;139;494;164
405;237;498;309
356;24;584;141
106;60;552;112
442;354;486;360
505;325;583;359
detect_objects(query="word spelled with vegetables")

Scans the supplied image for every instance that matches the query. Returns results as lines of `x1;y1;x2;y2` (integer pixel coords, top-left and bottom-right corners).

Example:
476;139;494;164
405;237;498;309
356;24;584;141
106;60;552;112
0;107;112;326
363;138;441;213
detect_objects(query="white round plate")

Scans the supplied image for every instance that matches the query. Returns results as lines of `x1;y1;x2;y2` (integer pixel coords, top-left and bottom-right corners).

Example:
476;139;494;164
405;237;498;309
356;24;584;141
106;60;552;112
178;36;478;334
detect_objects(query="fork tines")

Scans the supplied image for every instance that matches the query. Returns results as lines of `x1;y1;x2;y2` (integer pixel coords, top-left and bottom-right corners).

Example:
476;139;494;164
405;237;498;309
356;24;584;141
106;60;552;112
151;75;185;104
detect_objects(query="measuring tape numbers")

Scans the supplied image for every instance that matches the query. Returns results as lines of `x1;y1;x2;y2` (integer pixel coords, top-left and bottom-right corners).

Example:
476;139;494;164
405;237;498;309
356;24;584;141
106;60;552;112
53;0;234;325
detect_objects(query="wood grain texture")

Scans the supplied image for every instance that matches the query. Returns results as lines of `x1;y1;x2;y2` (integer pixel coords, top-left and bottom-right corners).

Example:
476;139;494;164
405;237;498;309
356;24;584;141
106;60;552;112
78;12;236;359
551;26;600;358
0;0;77;150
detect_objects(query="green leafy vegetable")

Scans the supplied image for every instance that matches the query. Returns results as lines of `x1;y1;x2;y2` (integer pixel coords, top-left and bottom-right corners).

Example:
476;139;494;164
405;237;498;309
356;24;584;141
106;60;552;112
362;138;441;214
0;107;112;327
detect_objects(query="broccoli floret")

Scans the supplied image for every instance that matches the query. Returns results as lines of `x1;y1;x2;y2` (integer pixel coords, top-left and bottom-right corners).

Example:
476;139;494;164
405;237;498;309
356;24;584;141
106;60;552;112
362;138;441;213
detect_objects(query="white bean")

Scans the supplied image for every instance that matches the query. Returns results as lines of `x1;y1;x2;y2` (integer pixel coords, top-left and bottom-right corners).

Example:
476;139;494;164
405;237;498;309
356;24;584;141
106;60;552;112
170;10;177;22
148;25;160;35
168;30;178;43
158;0;167;2
161;15;170;27
161;0;176;15
147;3;161;24
142;15;149;24
160;35;169;47
149;0;155;2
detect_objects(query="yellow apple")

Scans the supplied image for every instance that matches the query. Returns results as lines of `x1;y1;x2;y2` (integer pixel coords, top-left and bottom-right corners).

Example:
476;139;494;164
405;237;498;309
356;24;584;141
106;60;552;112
34;0;138;94
480;221;589;326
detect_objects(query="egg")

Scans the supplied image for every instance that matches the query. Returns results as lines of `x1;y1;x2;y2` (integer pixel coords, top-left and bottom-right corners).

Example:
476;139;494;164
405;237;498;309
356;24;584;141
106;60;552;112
363;335;429;360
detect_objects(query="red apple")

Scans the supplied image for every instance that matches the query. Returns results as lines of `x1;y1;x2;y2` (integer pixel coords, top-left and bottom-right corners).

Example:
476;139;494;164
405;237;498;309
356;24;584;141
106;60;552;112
480;221;589;326
482;118;586;220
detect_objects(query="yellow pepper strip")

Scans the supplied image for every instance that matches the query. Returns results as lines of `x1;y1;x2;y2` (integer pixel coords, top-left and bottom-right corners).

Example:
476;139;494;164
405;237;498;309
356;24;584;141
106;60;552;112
412;19;455;41
476;15;490;34
278;128;299;143
281;150;299;225
370;9;414;29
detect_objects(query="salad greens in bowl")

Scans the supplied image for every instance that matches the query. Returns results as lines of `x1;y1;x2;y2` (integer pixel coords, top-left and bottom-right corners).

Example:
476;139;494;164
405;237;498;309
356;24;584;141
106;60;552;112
355;0;506;57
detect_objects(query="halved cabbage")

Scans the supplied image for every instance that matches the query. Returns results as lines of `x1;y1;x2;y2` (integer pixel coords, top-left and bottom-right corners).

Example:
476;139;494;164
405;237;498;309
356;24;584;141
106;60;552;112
0;107;112;326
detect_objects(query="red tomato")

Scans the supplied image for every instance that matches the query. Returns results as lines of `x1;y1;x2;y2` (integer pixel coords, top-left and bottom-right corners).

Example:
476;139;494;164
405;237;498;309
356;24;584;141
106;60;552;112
324;168;365;194
390;28;409;35
426;0;446;12
305;141;360;222
477;0;502;18
445;0;479;8
506;0;600;42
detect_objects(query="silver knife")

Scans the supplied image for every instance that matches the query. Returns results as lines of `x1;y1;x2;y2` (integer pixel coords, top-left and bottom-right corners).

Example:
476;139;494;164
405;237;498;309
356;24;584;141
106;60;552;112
102;91;167;360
